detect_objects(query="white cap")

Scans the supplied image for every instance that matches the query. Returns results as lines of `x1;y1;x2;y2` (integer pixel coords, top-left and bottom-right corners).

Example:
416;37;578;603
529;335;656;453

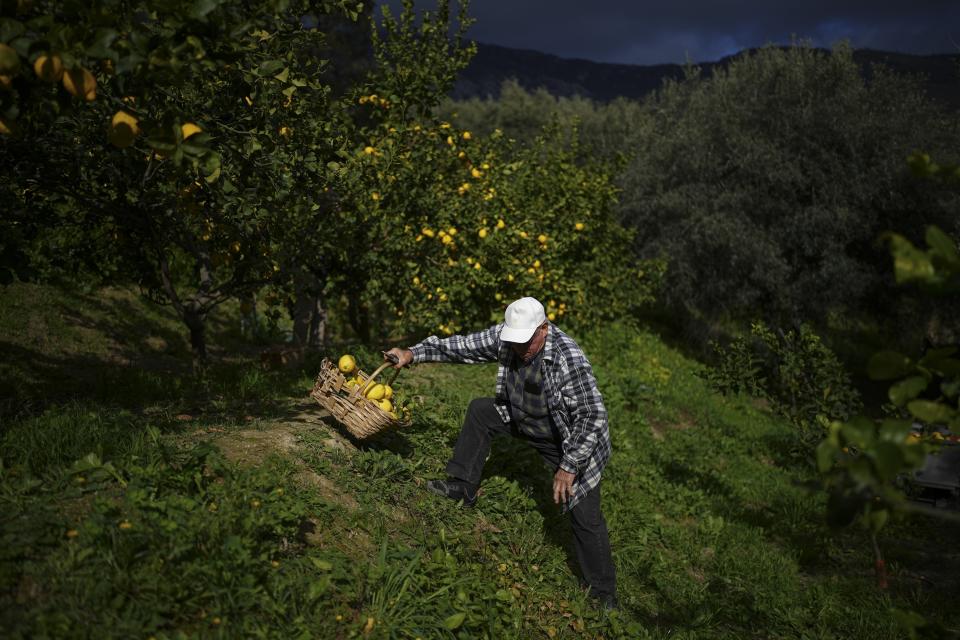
501;297;546;343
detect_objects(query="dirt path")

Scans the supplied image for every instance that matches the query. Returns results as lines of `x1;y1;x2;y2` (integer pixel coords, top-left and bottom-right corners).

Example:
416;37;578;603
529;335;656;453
213;399;359;511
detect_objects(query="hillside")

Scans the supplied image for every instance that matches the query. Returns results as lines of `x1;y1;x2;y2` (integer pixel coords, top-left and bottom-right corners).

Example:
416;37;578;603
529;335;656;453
2;284;959;638
453;42;960;108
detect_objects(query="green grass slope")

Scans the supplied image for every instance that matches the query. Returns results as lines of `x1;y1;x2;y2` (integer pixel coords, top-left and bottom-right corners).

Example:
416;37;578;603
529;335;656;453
1;285;958;639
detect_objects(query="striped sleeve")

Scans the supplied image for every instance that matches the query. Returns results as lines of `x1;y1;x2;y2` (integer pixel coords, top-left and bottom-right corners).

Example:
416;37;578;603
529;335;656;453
557;347;608;474
409;323;502;365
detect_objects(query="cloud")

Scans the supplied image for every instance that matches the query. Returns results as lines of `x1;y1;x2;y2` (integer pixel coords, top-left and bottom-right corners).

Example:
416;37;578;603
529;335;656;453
375;0;960;64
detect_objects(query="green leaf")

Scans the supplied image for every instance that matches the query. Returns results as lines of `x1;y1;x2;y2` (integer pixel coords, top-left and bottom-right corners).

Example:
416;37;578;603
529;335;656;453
310;558;332;571
258;59;285;76
86;28;118;59
867;350;913;380
840;416;875;448
191;0;223;19
888;375;929;407
443;612;466;630
203;153;221;183
867;508;889;533
925;226;960;267
0;19;25;44
887;233;935;284
816;439;838;473
869;442;904;482
877;418;913;443
274;67;290;82
907;399;954;424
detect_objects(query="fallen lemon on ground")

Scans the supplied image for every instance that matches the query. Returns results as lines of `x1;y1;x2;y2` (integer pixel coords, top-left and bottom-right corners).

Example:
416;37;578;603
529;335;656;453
338;354;357;375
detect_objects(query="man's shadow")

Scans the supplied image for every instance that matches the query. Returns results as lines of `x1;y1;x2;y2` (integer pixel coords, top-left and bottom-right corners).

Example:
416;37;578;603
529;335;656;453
480;434;584;584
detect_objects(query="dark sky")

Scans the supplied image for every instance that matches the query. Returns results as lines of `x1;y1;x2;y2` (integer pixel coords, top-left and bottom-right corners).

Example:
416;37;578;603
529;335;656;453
377;1;960;65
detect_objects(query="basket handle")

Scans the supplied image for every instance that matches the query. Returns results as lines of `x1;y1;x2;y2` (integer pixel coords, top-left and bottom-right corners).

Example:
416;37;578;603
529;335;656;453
358;353;402;395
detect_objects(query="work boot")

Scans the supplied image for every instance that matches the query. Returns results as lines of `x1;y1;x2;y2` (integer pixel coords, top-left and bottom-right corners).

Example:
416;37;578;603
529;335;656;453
580;579;618;611
598;594;619;611
426;478;478;507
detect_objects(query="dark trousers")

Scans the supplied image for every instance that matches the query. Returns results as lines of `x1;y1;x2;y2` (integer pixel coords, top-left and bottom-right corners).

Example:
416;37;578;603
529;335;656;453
446;397;617;599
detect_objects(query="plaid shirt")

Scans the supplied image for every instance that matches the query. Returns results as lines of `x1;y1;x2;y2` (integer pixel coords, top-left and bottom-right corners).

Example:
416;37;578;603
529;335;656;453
410;322;611;512
505;346;554;440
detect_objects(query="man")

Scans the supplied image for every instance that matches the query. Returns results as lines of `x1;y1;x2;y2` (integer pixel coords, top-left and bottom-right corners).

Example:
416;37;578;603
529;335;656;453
384;296;617;609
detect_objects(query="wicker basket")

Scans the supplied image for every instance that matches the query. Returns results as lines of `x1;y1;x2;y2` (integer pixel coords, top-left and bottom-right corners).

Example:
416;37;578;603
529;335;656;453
310;357;405;439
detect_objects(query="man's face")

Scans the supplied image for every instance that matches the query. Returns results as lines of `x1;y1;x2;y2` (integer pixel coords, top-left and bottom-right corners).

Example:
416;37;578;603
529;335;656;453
510;322;548;362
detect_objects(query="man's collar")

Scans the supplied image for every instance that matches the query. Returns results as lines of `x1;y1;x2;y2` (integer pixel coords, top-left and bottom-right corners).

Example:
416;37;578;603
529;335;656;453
542;322;556;363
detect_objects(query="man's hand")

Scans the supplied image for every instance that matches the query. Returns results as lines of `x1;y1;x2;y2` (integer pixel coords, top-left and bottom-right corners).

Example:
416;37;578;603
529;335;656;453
384;347;414;369
553;468;576;505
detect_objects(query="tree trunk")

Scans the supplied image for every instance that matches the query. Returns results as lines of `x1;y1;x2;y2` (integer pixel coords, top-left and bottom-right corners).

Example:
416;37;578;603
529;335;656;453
184;304;207;372
292;272;325;348
240;291;259;340
292;294;314;348
347;290;370;343
309;296;327;349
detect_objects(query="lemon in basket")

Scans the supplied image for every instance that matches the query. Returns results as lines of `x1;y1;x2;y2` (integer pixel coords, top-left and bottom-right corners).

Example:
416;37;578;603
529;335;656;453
365;383;386;401
338;354;357;375
378;398;393;412
382;385;394;399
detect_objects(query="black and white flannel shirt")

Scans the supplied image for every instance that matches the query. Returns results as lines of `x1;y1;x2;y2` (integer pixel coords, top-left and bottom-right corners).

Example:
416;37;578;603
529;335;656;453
409;322;611;512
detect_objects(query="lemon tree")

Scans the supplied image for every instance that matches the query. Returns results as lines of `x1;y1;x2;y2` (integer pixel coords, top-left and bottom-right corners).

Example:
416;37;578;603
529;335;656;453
0;0;367;363
323;1;662;338
334;114;664;337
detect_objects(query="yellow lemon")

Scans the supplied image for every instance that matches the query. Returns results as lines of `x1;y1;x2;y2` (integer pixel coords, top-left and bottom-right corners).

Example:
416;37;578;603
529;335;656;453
181;122;202;140
496;219;505;229
478;228;488;238
62;66;96;101
538;234;547;243
338;354;357;375
388;410;398;419
108;110;140;148
575;222;585;231
383;385;393;399
378;398;393;412
33;53;63;82
365;384;386;401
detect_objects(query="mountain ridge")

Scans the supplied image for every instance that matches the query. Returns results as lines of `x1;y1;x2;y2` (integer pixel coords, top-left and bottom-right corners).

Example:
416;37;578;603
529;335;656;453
452;41;960;107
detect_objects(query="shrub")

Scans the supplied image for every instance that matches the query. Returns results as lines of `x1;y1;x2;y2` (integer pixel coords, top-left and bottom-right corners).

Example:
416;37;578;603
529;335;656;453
703;320;862;449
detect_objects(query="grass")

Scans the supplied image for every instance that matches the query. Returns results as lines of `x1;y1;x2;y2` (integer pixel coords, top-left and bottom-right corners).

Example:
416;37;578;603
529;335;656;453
1;283;959;639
